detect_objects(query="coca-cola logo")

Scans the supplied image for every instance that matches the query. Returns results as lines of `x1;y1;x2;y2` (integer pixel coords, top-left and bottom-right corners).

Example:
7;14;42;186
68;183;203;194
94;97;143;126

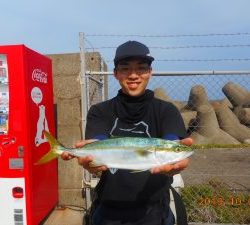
32;69;47;84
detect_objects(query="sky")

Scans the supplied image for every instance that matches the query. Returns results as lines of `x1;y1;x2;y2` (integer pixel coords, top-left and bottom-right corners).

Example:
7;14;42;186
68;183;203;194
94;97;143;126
1;0;250;72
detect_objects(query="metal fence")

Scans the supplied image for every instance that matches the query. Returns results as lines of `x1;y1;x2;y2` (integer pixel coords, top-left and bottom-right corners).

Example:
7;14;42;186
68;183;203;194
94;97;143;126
85;71;250;146
83;71;250;224
80;33;250;224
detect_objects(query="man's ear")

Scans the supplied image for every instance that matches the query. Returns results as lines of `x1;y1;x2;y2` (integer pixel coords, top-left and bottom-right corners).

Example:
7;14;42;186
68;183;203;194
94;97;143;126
149;67;153;78
113;68;118;79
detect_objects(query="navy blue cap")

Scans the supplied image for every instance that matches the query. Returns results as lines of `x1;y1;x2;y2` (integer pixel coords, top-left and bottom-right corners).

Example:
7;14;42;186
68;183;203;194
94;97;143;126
114;41;154;65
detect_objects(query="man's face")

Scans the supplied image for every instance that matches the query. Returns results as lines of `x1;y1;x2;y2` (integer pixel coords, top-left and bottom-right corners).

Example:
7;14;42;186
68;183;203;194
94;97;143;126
114;59;152;97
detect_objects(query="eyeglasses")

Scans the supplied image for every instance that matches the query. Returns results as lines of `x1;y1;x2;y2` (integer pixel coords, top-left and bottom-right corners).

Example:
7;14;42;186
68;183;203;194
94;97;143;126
116;65;151;76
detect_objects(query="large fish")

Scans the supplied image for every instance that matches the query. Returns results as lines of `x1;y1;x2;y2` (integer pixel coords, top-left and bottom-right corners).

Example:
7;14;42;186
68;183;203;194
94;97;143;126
36;131;193;173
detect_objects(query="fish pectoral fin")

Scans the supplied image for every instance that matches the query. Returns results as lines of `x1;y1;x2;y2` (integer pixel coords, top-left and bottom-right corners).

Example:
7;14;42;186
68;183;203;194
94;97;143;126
135;147;154;157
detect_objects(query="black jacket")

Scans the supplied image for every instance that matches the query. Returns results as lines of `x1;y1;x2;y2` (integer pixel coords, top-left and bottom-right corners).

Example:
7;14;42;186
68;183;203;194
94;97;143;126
85;90;187;206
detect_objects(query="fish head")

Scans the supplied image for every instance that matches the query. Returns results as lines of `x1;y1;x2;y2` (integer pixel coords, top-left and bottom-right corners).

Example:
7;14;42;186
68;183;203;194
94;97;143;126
154;144;193;165
160;141;192;152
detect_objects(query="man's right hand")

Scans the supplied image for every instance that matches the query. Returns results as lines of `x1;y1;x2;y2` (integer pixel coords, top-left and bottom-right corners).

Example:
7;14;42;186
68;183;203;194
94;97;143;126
78;155;108;174
61;139;97;160
76;139;108;174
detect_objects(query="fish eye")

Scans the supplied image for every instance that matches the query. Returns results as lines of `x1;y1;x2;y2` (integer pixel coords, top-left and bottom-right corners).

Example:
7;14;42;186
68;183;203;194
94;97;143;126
175;147;181;152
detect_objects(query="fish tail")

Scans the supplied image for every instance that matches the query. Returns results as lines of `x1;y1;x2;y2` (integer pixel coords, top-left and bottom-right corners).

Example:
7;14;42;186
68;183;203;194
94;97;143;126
35;131;64;165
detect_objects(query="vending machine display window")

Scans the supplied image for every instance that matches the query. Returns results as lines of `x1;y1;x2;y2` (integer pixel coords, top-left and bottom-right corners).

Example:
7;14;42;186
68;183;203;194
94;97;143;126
0;54;9;134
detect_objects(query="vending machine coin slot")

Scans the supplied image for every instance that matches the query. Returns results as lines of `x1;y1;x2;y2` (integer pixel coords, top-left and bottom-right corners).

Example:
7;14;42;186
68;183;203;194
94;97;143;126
18;146;24;157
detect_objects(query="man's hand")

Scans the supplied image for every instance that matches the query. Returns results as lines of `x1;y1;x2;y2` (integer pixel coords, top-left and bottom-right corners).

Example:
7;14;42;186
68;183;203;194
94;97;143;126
180;137;193;146
76;140;108;174
78;155;108;174
150;137;193;176
61;152;75;160
60;139;96;160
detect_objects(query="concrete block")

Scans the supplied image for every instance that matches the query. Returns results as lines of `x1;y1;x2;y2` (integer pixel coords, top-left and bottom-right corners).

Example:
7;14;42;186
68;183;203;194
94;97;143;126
53;74;81;99
47;53;81;76
222;82;250;107
58;188;85;208
57;125;82;147
48;52;102;76
57;99;81;126
85;52;102;71
154;87;185;110
234;107;250;126
181;111;197;130
186;85;210;110
190;105;239;144
58;158;83;189
215;104;250;143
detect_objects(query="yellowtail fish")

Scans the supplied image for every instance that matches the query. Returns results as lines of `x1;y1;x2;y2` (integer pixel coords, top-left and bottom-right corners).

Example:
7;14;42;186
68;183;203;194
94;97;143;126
36;131;193;174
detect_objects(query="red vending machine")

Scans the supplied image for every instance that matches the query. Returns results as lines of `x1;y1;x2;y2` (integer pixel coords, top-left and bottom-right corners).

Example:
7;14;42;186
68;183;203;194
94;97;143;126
0;45;58;225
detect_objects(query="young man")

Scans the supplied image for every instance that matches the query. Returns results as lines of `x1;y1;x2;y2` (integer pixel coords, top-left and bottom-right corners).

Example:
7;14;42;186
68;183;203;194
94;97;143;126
65;41;192;225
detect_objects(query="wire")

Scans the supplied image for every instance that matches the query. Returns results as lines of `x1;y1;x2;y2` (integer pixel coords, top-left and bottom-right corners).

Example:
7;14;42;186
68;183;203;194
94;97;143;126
150;44;250;49
85;38;96;52
103;58;250;63
86;44;250;51
85;32;250;38
157;58;250;62
83;33;250;65
84;37;107;70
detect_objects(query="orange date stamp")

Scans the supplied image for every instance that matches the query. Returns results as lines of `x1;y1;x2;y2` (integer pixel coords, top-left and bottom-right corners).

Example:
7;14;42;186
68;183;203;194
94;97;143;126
198;196;250;207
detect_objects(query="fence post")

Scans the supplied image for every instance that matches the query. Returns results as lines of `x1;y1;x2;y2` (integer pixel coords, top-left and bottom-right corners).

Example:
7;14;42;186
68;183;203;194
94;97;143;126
79;32;93;211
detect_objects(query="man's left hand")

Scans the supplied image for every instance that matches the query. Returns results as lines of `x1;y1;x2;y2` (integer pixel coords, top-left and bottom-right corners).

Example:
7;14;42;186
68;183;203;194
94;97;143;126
150;137;193;176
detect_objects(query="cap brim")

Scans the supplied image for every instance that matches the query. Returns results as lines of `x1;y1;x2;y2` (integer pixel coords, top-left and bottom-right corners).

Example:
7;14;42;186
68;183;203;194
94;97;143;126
114;55;154;64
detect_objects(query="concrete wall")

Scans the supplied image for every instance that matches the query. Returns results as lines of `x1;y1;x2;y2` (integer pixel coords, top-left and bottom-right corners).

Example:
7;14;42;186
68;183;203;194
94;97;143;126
47;52;106;207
